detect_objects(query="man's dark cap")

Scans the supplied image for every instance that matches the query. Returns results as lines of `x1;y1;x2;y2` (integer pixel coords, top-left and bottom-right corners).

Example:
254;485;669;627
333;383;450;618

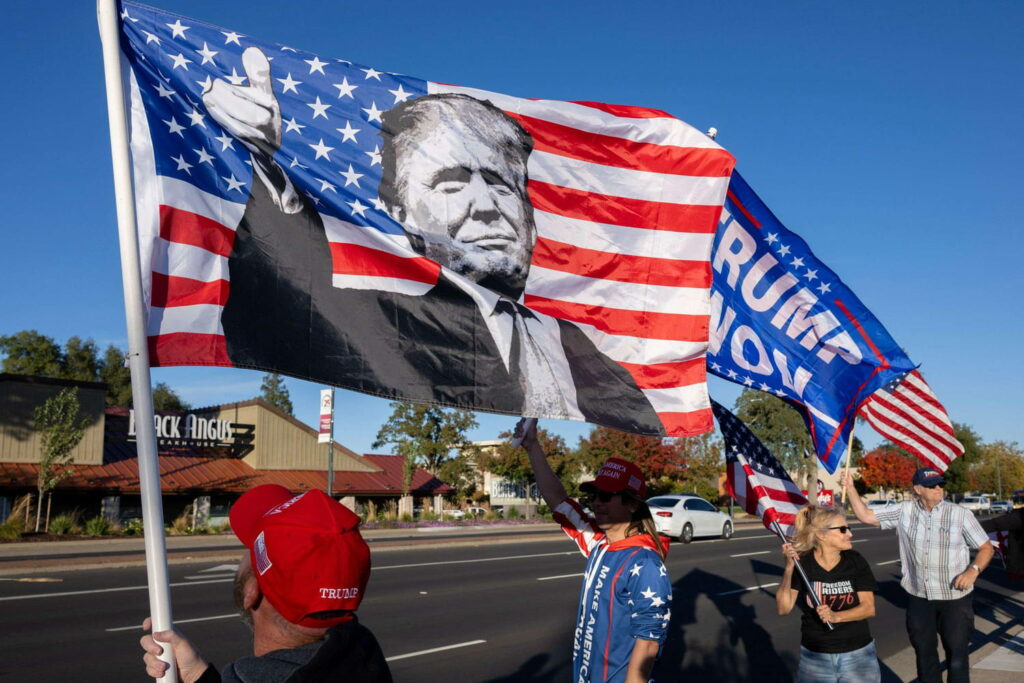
912;467;945;487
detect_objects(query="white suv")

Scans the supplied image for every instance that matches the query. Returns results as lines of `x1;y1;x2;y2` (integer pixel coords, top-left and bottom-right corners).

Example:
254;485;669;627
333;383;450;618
960;496;991;513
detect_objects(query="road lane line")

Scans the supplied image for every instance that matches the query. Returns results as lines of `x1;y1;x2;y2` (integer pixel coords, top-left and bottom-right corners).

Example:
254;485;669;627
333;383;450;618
716;582;779;596
106;613;238;632
385;640;486;662
852;539;870;543
0;577;233;602
730;551;770;557
374;551;578;571
877;559;901;565
184;573;236;580
537;573;584;581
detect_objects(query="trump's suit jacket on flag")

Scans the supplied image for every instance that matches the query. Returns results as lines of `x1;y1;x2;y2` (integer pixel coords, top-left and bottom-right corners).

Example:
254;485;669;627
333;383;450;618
117;1;735;436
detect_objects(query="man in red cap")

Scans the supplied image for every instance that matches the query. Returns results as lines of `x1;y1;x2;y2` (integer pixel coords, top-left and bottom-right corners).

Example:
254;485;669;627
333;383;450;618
515;419;672;683
141;485;392;682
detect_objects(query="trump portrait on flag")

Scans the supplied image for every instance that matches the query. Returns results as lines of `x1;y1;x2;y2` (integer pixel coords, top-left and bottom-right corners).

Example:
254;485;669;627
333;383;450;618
203;47;663;433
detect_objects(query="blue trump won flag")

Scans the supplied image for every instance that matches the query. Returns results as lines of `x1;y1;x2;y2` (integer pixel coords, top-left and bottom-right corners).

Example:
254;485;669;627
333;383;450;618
708;172;916;473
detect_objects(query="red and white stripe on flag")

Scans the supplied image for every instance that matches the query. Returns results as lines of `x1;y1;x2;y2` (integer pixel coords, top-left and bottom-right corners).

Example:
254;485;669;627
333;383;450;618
433;84;735;435
860;370;964;472
726;454;808;539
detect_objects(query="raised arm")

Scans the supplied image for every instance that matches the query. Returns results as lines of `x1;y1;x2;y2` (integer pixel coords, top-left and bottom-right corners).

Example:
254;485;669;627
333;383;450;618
839;472;879;526
515;418;568;509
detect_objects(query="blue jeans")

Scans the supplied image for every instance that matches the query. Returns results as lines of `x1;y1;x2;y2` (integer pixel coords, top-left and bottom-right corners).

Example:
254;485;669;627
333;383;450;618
797;641;881;683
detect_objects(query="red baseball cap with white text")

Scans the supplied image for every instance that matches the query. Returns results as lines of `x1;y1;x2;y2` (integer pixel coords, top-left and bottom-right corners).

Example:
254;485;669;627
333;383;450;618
230;484;370;627
580;457;648;498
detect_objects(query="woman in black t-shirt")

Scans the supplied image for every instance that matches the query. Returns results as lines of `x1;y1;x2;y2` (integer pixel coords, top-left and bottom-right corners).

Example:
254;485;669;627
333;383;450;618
776;506;880;682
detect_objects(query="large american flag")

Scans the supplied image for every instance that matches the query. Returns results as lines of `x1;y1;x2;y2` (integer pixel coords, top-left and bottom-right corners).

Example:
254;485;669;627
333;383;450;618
712;400;808;538
860;370;964;472
117;2;734;436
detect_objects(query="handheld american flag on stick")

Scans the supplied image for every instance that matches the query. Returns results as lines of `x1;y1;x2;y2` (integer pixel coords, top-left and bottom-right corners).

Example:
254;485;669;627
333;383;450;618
117;1;735;437
860;370;964;472
711;400;808;539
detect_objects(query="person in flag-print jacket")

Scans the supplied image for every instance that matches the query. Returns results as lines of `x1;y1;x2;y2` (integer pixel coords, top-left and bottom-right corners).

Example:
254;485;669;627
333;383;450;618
516;419;672;683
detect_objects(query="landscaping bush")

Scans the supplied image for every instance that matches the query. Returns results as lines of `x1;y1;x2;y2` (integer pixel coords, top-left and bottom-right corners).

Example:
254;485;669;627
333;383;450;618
84;516;112;536
506;507;521;520
399;513;414;523
122;519;144;536
48;511;81;535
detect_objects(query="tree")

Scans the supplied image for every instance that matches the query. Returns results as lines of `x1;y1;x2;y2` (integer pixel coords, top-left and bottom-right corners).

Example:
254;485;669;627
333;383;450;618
673;432;725;501
62;337;101;382
436;450;482;501
859;447;918;498
486;427;576;501
259;373;293;415
99;345;133;407
33;387;92;532
942;423;984;495
0;330;63;377
372;402;478;493
971;441;1024;498
0;330;189;410
152;383;191;411
733;389;816;490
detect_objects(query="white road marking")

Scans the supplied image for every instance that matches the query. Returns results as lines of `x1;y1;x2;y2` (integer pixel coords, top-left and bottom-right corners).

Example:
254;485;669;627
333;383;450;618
877;559;901;565
0;578;233;602
537;573;584;581
730;550;770;557
374;550;578;571
184;573;236;580
199;564;238;573
106;613;238;632
386;640;486;662
716;582;779;596
852;539;870;543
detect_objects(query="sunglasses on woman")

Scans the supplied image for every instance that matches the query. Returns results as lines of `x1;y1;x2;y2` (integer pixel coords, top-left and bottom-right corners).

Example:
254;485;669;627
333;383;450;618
827;525;852;534
584;491;626;504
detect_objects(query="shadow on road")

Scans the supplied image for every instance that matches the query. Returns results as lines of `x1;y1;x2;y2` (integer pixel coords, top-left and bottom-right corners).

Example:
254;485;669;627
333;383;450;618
652;567;795;682
483;653;565;683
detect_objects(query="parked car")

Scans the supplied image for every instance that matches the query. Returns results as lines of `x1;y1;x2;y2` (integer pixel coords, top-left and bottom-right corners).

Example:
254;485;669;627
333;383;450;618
989;500;1013;514
443;506;488;519
866;499;897;510
961;496;992;513
646;494;732;543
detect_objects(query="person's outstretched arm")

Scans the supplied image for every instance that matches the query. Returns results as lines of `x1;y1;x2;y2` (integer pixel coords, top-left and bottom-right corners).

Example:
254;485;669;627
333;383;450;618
839;472;879;526
515;418;568;509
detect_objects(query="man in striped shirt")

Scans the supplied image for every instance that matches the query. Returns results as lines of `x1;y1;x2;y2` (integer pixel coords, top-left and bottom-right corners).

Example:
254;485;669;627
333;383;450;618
841;468;993;682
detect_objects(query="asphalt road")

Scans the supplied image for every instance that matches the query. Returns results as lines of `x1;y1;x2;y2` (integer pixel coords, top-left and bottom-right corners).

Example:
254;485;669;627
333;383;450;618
0;523;1020;682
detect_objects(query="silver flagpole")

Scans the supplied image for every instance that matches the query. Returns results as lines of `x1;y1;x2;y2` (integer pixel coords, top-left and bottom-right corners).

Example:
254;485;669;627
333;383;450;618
96;1;177;680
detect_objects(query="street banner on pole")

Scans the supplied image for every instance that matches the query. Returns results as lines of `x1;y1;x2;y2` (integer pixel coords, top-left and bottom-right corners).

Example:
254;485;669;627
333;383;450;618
318;389;333;444
115;0;735;439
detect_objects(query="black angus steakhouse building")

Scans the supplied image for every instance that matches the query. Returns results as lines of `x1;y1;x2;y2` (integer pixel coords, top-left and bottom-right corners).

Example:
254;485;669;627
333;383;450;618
0;373;450;526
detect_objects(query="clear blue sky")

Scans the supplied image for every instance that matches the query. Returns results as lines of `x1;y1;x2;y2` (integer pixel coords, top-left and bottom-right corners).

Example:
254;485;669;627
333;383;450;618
1;0;1020;455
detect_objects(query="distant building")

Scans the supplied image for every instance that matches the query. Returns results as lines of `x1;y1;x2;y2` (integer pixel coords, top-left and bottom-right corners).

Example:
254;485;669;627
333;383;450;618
0;373;450;526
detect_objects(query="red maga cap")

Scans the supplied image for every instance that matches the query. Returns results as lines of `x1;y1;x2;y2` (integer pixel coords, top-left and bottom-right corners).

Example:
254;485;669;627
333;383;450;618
580;457;647;498
229;484;370;628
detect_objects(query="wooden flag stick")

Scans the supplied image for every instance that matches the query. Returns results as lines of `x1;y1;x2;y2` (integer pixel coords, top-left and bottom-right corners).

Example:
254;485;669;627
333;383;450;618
840;426;855;504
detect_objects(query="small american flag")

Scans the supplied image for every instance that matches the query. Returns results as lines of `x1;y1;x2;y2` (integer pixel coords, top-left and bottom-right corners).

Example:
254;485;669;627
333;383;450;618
860;370;964;472
118;1;734;436
712;400;808;538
